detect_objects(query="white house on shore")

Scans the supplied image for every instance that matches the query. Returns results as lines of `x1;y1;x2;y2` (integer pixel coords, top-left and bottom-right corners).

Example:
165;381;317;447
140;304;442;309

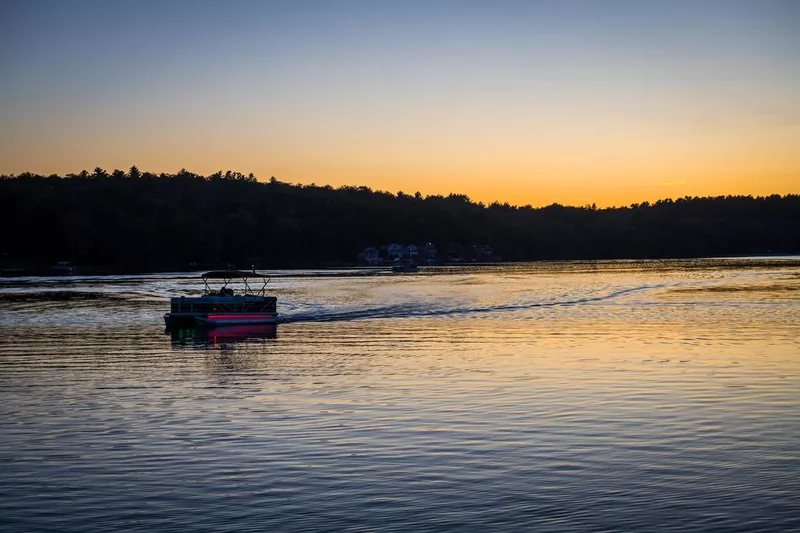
358;246;381;265
358;243;438;265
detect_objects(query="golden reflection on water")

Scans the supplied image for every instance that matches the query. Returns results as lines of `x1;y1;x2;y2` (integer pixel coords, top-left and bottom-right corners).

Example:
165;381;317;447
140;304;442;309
0;259;798;531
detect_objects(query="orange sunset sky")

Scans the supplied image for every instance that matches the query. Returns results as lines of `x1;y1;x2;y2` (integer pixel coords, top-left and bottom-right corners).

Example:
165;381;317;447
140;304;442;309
2;0;798;206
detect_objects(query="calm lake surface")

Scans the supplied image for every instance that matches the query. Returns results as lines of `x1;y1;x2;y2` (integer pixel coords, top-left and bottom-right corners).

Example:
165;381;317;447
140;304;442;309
1;259;799;532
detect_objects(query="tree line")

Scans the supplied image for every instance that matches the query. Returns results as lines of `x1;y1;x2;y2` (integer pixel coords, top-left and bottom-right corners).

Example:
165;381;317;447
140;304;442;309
1;167;798;273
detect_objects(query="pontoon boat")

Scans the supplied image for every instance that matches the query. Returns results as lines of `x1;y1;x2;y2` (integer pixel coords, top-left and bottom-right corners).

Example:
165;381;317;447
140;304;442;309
164;271;278;329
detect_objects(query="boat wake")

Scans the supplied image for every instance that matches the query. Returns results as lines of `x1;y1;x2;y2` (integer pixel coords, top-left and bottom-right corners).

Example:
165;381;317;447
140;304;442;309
280;284;665;324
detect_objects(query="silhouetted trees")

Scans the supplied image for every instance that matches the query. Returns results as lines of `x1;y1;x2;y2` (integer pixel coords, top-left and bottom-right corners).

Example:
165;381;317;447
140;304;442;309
1;169;798;273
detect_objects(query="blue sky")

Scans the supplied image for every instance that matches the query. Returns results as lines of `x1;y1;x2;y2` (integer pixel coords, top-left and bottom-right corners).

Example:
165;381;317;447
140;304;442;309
2;0;798;205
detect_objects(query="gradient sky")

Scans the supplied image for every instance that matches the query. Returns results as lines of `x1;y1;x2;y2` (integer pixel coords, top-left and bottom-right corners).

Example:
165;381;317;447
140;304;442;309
2;0;798;206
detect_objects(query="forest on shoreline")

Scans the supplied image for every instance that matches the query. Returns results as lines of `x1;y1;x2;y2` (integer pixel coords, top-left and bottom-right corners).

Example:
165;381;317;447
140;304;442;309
1;168;798;274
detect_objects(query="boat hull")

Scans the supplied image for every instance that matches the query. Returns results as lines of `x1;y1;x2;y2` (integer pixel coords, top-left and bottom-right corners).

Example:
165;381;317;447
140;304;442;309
165;312;279;328
196;313;279;326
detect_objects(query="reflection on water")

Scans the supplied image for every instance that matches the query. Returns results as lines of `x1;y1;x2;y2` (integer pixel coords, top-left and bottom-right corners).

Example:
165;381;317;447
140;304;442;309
169;324;278;347
0;259;799;532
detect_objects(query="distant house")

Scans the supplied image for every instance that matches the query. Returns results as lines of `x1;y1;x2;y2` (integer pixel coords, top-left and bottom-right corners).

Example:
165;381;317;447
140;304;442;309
360;242;440;266
446;243;464;263
359;246;381;265
472;245;494;262
386;243;406;262
422;242;437;264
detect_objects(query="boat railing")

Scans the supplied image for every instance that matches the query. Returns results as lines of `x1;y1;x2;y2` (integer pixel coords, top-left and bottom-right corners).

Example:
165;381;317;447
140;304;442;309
200;270;271;298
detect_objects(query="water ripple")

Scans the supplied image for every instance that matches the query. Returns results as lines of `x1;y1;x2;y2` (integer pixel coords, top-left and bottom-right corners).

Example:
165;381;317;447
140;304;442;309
1;259;799;532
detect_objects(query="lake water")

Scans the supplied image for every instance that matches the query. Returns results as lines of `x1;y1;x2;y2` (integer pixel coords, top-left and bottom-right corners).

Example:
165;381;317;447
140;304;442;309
1;259;798;532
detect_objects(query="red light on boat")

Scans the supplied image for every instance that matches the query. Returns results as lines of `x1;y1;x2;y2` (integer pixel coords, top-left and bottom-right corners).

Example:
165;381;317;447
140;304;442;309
206;314;276;320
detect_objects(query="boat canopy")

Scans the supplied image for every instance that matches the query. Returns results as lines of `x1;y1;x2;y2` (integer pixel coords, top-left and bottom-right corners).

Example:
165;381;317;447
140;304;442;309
201;270;269;279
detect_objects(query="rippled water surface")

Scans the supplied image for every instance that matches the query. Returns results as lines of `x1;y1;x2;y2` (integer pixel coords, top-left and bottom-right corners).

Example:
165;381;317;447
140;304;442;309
1;259;799;532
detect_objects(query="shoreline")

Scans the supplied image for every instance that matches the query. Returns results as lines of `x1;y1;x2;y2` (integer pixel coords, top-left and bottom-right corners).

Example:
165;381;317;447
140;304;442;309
2;255;799;280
